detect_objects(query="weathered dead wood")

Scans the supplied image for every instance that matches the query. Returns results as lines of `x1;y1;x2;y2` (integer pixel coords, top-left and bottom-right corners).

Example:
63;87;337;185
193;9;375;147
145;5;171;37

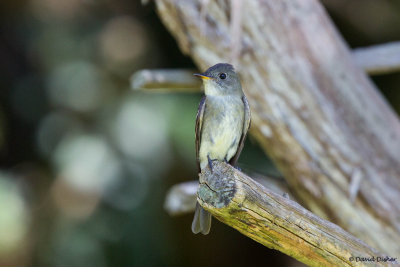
130;69;201;92
198;162;398;267
155;0;400;255
130;43;400;90
164;173;291;215
164;181;198;216
131;42;400;90
353;42;400;75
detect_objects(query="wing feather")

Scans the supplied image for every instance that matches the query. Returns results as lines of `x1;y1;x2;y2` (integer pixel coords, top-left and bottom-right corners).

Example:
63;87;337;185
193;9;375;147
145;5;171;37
229;94;251;166
195;96;206;173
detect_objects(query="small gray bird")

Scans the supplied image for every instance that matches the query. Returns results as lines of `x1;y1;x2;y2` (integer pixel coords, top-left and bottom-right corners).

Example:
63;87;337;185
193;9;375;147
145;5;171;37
192;63;251;235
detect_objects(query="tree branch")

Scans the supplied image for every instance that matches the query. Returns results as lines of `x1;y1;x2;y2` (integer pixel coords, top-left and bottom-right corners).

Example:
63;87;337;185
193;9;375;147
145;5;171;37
131;42;400;92
130;69;201;92
353;42;400;75
155;0;400;255
164;173;291;216
199;162;397;267
164;181;198;216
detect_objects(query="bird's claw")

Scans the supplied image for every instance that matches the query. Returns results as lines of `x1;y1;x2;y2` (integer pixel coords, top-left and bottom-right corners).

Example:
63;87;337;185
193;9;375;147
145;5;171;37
234;166;242;171
207;155;216;173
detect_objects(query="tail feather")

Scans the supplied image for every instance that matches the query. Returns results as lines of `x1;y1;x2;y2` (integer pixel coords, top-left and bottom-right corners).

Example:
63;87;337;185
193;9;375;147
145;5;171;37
191;202;212;235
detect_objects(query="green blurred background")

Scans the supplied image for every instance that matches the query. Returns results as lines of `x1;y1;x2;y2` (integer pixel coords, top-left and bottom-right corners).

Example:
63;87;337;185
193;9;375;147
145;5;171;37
0;1;399;266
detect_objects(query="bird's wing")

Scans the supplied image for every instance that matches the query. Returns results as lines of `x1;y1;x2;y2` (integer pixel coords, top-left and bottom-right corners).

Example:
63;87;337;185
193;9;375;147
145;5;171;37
195;96;206;173
229;94;251;166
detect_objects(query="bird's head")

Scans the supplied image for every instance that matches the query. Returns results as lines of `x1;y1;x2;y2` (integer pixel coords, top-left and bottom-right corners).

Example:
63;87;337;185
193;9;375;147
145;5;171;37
194;63;242;96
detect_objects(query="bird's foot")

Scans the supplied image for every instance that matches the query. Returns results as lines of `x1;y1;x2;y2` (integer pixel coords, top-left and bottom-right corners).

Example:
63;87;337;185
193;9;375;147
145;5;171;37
207;155;216;173
234;166;242;171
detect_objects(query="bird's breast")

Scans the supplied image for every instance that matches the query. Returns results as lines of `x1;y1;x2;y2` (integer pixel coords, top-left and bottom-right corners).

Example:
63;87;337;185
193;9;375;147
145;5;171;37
199;96;244;168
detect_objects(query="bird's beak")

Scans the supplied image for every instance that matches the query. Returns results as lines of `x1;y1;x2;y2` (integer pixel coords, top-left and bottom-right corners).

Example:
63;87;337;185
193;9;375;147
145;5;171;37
194;73;213;80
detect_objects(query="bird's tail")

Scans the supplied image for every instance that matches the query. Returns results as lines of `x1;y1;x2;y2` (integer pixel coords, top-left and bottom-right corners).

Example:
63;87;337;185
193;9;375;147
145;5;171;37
191;202;212;235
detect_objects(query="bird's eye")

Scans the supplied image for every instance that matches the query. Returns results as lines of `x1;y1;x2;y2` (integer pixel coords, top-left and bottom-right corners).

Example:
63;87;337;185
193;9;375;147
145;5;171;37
219;73;227;79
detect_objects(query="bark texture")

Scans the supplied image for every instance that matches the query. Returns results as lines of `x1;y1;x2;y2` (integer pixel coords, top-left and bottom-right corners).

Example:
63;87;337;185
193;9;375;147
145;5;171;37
155;0;400;256
199;162;397;267
164;174;291;215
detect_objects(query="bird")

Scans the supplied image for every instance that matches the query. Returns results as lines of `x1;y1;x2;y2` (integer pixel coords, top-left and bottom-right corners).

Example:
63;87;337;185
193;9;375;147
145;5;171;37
192;63;251;235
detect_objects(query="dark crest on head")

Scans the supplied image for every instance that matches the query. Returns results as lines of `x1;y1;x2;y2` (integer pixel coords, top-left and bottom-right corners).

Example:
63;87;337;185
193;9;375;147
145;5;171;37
203;63;241;93
203;63;235;76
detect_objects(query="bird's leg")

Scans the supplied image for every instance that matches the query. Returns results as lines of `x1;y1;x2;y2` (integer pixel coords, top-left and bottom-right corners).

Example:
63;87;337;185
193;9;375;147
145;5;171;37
207;155;215;172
